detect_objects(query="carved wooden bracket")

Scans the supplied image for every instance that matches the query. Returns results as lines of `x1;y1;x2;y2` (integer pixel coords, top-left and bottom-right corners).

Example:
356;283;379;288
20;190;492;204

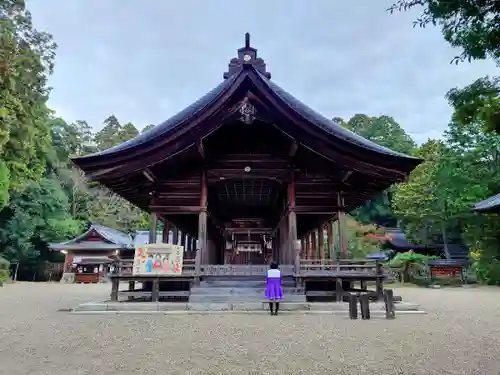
239;97;256;124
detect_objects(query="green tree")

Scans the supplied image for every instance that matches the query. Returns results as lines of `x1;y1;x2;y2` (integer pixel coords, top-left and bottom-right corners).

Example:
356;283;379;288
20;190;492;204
87;116;146;232
0;178;82;278
51;118;94;162
392;140;446;245
393;120;500;259
94;116;140;149
344;215;385;258
345;114;417;154
389;0;500;133
389;0;500;62
0;0;57;206
0;255;9;283
119;122;139;142
341;114;417;226
447;76;500;134
142;124;155;133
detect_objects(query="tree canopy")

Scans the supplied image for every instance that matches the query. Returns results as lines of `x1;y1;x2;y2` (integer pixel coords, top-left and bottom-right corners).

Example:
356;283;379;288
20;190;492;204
0;0;57;206
389;0;500;133
338;114;417;227
392;119;500;283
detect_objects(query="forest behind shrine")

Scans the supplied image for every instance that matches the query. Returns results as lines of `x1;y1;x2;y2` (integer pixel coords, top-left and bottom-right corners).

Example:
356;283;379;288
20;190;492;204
1;0;500;283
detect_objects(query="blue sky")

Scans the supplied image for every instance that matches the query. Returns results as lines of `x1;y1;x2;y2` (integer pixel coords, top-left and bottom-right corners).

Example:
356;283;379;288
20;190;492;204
28;0;498;144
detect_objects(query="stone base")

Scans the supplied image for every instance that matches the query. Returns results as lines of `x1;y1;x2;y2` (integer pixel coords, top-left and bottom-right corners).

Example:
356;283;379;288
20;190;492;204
60;273;75;284
70;300;423;314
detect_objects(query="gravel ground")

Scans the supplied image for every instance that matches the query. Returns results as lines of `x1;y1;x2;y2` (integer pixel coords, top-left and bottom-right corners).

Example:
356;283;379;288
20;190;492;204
1;283;500;375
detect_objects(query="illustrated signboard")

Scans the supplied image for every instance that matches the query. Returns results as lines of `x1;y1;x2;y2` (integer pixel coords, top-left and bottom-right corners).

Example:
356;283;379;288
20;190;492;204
132;244;184;276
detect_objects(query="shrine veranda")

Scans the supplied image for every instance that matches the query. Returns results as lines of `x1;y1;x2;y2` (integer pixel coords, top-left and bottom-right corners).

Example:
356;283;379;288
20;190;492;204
70;34;422;305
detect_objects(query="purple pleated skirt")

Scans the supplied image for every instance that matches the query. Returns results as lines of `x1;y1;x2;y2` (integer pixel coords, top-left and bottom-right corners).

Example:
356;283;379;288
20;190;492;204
265;277;284;300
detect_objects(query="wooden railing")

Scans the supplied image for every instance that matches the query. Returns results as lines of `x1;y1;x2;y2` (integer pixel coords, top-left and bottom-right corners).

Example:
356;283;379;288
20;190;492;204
298;259;384;276
114;259;196;276
114;260;294;277
201;264;295;276
113;258;386;278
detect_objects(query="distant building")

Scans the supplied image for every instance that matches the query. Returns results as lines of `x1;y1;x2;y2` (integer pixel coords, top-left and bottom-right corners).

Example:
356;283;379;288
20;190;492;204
472;193;500;213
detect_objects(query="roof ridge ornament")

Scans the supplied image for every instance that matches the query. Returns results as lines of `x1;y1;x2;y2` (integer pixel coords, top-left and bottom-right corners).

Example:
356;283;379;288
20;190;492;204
223;32;271;79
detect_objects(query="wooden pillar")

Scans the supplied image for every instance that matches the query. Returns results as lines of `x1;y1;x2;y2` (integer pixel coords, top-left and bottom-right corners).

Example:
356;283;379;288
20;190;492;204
110;278;119;301
300;239;306;259
276;221;281;263
190;236;196;259
195;169;208;280
288;173;299;272
318;224;325;260
151;278;159;302
172;227;179;245
162;220;170;243
149;213;158;244
337;193;348;259
128;280;135;301
279;216;288;264
375;261;384;300
306;233;312;259
185;235;190;256
327;220;335;261
311;230;317;260
180;232;186;248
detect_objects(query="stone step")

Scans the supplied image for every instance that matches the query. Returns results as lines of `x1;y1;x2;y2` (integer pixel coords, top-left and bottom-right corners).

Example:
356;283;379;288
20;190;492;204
71;300;421;313
189;295;307;303
187;302;309;311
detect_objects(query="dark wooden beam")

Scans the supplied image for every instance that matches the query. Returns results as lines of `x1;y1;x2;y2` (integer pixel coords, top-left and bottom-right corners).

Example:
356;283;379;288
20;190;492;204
207;168;288;174
296;193;337;199
197;141;205;159
289;141;298;157
156;192;200;198
150;205;201;213
149;213;158;243
342;170;353;183
156;180;200;189
142;169;156;183
296;205;338;212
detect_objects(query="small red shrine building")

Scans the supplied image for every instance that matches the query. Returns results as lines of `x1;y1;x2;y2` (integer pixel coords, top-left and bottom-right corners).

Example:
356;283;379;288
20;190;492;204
50;224;131;283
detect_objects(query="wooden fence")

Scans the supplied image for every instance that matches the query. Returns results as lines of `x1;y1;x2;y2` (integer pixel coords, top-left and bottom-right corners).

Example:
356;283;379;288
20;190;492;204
113;258;386;278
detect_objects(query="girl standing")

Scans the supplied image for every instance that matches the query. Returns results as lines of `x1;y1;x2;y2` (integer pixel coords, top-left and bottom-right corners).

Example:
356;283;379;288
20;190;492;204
265;262;284;315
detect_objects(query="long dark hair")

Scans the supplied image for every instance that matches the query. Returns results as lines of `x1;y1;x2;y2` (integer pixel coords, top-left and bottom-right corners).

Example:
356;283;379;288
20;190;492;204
269;261;279;269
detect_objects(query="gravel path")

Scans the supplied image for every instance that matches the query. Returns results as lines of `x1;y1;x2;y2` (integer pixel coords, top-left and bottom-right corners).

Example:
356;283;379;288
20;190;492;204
1;283;500;375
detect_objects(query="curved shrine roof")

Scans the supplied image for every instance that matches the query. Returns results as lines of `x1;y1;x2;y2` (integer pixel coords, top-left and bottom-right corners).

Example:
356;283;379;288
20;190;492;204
74;68;418;167
72;34;422;180
49;224;132;250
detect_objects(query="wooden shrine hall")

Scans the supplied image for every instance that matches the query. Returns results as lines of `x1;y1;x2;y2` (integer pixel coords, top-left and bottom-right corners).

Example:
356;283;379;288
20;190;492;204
72;34;422;302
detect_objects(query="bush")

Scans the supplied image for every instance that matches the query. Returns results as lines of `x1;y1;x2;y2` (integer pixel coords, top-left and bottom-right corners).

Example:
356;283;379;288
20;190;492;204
388;252;439;284
388;252;439;268
0;256;11;285
472;258;500;285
